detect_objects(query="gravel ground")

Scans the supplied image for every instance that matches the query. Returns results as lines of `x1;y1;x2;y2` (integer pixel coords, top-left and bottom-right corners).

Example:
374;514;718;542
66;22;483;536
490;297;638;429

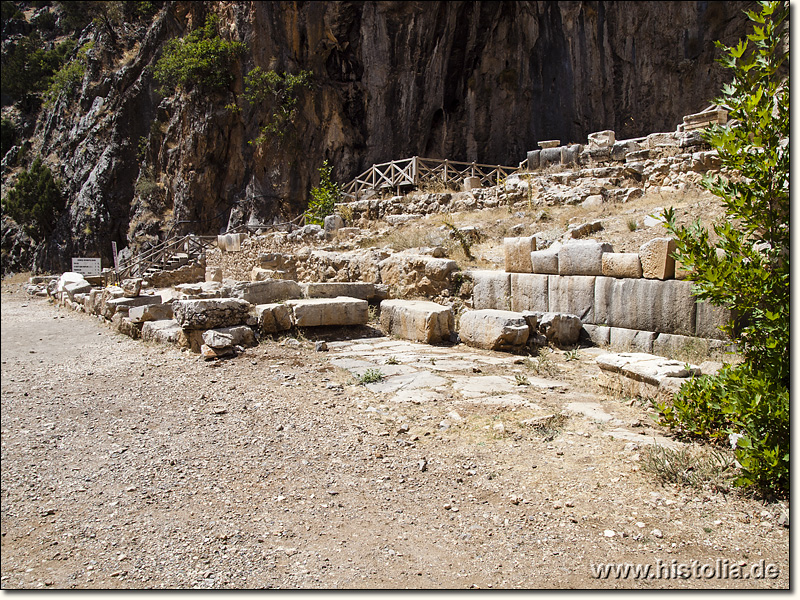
0;281;789;589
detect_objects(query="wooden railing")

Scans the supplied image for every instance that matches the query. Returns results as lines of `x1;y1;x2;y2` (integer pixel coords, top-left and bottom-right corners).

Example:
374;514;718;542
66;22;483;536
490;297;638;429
342;156;520;200
112;233;216;283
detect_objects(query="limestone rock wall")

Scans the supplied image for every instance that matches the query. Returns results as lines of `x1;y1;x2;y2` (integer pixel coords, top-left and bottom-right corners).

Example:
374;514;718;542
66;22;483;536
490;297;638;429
3;1;752;274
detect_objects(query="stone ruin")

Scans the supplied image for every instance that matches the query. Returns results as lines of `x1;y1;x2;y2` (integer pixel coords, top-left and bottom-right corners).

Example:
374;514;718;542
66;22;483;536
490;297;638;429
26;114;735;379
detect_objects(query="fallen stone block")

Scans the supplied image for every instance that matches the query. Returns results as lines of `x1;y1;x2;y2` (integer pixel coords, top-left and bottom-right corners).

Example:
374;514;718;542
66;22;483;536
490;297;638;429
609;327;656;353
201;344;235;360
103;294;163;320
538;312;582;347
548;275;596;323
596;352;700;387
601;253;643;279
588;130;615;149
230;280;302;305
468;270;511;310
530;242;561;274
141;320;182;345
558;240;613;276
646;132;680;149
206;266;223;282
639;238;676;280
301;282;377;301
112;313;142;339
458;309;530;351
64;279;92;301
583;323;610;346
173;298;252;330
504;236;536;273
509;273;548;313
285;297;369;327
379;253;459;297
202;326;257;349
252;303;292;334
121;278;142;298
129;302;174;323
380;299;453;344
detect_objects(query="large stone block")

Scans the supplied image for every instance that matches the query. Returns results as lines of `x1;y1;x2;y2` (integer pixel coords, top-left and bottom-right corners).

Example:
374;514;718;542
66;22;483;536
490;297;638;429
588;130;615;149
103;294;163;320
285;297;368;327
583;323;610;346
639;238;676;280
526;149;541;170
530;242;560;274
548;275;596;323
504;236;536;273
538;312;582;346
609;327;656;353
141;320;182;345
558;240;613;276
173;298;252;330
121;278;142;298
301;282;377;301
379;253;458;297
202;326;257;349
64;279;92;301
594;277;696;336
231;280;302;304
253;303;292;334
129;302;174;323
380;299;453;344
694;301;732;340
469;270;511;310
458;309;530;351
509;274;548;312
601;252;643;279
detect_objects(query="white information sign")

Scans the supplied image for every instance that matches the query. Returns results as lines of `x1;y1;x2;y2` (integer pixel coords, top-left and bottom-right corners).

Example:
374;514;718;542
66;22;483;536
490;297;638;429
71;258;101;276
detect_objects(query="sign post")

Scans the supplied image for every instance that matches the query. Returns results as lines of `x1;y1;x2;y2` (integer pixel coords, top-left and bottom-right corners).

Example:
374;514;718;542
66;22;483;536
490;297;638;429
71;258;101;276
111;241;119;270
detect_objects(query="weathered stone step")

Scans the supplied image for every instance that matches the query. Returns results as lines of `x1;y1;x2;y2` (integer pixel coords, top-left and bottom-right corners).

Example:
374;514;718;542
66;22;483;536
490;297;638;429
285;296;369;327
379;299;453;344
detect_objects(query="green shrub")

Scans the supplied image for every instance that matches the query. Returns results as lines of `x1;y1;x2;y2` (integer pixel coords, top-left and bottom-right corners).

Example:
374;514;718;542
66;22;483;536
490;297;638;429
1;117;18;157
2;157;66;240
44;42;93;106
153;14;245;94
304;160;341;226
243;66;312;146
357;368;384;385
657;1;789;496
1;35;75;103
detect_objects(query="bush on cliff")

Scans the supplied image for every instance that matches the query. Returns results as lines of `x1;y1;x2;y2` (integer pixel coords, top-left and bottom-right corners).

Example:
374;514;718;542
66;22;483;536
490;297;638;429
2;157;66;241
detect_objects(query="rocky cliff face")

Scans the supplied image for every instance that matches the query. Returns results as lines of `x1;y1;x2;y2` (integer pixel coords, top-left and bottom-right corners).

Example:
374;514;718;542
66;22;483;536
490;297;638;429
1;1;752;273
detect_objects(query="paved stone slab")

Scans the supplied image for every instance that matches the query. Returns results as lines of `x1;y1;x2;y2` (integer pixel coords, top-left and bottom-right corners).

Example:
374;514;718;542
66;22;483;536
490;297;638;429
596;352;699;386
285;296;369;327
380;299;453;344
602;428;683;450
563;402;615;423
365;371;450;394
451;375;518;398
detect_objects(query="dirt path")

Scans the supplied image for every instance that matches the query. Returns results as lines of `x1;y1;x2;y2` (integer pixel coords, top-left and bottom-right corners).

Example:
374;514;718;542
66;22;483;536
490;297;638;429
0;281;788;589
